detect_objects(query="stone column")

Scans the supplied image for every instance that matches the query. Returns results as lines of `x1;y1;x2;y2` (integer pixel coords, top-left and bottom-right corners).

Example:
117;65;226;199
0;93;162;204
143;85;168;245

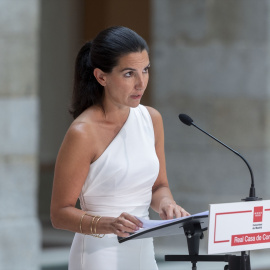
151;0;270;252
0;0;41;269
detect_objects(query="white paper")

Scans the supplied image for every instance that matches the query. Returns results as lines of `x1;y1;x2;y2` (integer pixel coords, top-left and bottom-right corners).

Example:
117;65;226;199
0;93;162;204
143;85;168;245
137;210;209;230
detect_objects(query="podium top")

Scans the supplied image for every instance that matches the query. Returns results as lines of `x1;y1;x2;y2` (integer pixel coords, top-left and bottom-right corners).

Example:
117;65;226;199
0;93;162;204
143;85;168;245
118;211;209;243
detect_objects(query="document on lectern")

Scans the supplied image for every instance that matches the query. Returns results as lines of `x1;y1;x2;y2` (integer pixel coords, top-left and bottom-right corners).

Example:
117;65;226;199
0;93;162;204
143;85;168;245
118;210;209;243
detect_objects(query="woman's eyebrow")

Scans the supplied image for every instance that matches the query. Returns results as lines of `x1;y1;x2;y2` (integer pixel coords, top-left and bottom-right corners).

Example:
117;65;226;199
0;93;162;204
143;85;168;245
120;67;136;72
120;63;150;72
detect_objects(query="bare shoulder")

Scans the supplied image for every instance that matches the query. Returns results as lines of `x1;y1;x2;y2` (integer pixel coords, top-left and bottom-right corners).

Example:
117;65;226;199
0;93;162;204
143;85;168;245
65;107;99;143
64;120;92;147
145;106;163;126
59;111;98;163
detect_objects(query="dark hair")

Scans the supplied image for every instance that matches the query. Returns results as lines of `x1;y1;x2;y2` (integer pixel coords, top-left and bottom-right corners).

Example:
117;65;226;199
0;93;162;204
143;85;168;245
70;26;149;119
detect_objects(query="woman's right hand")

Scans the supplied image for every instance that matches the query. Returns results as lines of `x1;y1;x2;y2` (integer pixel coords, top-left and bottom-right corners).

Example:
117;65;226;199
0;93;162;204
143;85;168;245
103;212;143;237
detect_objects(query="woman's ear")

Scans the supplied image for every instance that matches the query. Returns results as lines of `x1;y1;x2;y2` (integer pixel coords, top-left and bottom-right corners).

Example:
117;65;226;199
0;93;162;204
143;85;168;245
93;68;107;86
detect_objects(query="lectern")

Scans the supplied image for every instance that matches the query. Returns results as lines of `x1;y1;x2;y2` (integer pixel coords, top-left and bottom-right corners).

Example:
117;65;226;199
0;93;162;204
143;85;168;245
119;200;270;270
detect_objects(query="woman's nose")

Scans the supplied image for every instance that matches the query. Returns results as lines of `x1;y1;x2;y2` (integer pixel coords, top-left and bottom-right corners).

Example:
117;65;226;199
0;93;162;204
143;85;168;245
135;75;145;90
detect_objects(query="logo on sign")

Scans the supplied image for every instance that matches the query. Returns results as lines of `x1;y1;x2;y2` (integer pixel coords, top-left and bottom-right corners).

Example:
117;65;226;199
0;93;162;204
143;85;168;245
253;206;263;223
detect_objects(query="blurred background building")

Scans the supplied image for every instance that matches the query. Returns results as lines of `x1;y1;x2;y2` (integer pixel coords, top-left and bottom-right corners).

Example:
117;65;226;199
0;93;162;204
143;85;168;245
0;0;270;269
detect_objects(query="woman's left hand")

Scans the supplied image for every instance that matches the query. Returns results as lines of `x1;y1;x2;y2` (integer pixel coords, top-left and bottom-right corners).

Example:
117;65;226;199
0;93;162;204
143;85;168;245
159;198;190;220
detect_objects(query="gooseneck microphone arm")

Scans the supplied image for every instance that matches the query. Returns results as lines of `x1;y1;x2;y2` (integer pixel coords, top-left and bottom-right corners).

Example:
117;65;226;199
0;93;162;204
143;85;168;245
179;113;261;201
192;122;255;194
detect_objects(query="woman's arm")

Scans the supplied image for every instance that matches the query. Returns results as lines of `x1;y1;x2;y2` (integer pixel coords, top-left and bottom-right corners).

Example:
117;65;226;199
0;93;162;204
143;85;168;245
50;122;100;233
146;107;190;220
50;122;141;237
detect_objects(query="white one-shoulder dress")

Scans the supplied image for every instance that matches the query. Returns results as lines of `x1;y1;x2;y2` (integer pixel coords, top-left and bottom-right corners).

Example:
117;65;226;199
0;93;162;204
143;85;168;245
69;105;160;270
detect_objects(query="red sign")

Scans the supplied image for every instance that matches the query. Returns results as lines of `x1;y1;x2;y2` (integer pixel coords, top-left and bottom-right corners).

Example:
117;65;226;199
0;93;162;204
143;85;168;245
231;232;270;246
253;206;263;223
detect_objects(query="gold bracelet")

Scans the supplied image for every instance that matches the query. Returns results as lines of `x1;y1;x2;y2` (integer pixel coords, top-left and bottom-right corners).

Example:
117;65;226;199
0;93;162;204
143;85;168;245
80;213;105;238
90;215;97;235
94;216;102;234
87;215;105;238
94;216;105;238
79;212;87;234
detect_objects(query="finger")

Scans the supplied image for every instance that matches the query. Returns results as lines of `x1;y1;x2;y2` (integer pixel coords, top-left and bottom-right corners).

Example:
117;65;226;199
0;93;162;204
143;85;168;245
160;205;174;220
111;221;135;238
117;216;141;232
112;219;136;234
179;208;190;217
121;213;143;228
115;222;137;233
159;211;166;220
114;229;131;238
173;206;183;218
166;205;175;220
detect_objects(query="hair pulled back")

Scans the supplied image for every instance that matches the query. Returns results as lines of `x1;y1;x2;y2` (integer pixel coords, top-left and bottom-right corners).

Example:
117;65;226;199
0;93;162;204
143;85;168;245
70;26;149;119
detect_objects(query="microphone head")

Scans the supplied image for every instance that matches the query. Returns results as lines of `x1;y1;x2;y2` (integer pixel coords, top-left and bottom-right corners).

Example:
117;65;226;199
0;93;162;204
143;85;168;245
179;114;193;126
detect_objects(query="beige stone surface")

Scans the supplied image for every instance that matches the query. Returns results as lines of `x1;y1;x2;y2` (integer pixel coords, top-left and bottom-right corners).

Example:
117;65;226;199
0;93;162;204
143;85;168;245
0;0;41;269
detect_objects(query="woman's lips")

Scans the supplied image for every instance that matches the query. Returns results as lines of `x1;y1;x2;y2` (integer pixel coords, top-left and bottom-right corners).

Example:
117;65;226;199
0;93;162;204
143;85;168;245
130;94;142;99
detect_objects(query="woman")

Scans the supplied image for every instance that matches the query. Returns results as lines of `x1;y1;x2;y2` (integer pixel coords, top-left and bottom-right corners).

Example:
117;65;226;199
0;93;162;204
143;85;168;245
50;26;190;270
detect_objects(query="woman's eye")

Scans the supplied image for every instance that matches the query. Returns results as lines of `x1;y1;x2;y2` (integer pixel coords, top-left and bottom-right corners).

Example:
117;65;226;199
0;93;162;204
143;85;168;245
143;68;149;73
124;72;133;77
143;65;150;73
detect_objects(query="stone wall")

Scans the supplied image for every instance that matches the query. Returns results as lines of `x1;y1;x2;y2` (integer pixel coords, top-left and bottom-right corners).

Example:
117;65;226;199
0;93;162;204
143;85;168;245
0;0;41;269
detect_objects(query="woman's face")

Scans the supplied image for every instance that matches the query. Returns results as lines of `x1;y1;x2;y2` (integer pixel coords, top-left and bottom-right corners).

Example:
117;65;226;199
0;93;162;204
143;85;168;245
100;50;150;109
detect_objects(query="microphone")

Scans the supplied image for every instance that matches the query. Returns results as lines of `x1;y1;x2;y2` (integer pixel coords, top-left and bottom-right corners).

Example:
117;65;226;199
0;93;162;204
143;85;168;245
179;113;262;201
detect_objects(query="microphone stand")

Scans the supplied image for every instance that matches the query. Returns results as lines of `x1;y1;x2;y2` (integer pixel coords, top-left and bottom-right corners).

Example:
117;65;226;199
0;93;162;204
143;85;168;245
166;114;263;269
191;121;261;202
